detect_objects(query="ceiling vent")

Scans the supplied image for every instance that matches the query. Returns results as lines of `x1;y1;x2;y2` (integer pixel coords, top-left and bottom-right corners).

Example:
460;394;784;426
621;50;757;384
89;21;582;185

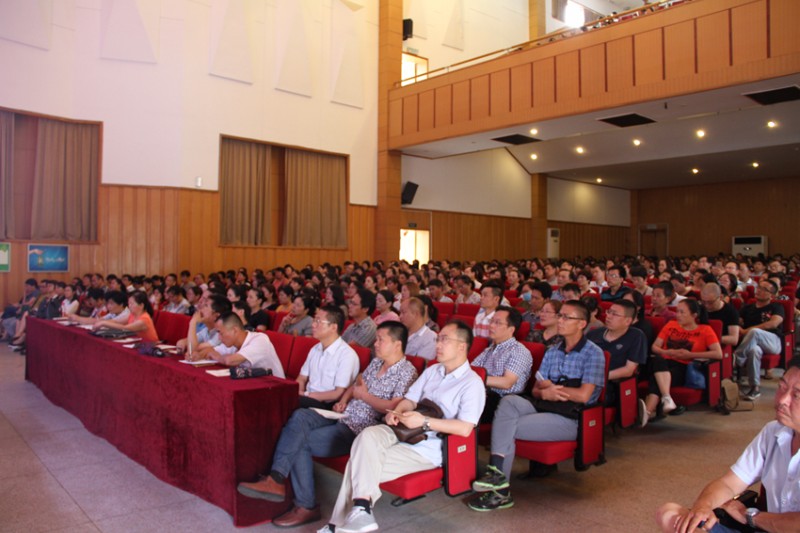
492;134;541;145
598;113;655;127
743;85;800;105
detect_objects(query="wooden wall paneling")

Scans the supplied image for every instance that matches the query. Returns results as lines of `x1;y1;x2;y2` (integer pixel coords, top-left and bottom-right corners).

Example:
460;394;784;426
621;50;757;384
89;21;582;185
731;1;767;65
452;80;471;124
428;210;532;262
470;75;490;121
489;69;510;116
510;63;532;113
547;220;629;258
634;28;664;86
418;90;435;132
434;85;452;128
664;21;696;79
148;188;164;276
580;44;606;98
105;186;121;275
555;51;580;103
532;57;555;107
770;0;800;58
606;37;634;92
402;94;418;136
388;98;403;137
696;10;731;73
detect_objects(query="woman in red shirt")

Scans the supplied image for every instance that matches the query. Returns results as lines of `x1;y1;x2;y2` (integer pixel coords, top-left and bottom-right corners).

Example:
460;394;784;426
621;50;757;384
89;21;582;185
640;299;722;426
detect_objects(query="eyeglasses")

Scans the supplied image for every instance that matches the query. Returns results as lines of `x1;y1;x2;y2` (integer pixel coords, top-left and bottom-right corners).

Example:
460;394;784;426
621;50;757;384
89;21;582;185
557;313;583;321
436;335;466;344
312;319;332;325
489;320;508;327
604;310;625;318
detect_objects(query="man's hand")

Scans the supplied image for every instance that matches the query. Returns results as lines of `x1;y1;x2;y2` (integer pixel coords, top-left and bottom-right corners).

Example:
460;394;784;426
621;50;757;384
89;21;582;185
397;410;425;429
385;410;400;426
541;384;570;401
674;504;717;533
176;339;188;352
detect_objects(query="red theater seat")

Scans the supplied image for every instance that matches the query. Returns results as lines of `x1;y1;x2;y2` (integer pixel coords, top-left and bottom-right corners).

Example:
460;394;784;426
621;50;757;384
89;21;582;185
266;331;294;375
154;311;191;345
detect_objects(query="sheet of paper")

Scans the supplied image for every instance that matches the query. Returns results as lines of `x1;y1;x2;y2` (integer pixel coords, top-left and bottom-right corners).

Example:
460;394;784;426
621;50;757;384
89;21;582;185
179;359;217;366
205;369;230;377
309;408;347;420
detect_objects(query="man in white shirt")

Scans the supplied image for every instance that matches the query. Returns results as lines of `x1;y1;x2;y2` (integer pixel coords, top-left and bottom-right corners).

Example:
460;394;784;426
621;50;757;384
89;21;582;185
399;297;437;360
202;313;285;377
656;356;800;533
426;279;453;304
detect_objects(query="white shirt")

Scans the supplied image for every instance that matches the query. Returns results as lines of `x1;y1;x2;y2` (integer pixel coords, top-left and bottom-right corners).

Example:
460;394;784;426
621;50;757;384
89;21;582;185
731;420;800;514
237;331;285;378
406;325;437;361
401;361;485;467
300;336;359;393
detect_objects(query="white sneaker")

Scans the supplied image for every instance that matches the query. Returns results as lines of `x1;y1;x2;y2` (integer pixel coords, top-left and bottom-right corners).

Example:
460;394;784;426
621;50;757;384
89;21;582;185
638;399;649;428
661;396;677;414
339;507;378;533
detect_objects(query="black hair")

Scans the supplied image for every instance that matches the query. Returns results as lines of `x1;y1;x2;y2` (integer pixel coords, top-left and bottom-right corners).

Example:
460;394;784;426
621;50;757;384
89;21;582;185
531;281;553;299
129;291;154;316
208;294;232;316
320;304;346;335
232;301;251;322
327;284;346;307
355;288;376;315
447;319;474;352
680;298;709;324
654;281;674;298
495;305;522;333
105;290;128;307
566;299;590;322
294;294;318;316
377;320;409;352
613;299;638;319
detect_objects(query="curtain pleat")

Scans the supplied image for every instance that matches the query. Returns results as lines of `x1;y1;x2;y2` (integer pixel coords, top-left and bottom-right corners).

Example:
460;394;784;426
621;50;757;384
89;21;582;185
219;138;271;245
0;111;13;239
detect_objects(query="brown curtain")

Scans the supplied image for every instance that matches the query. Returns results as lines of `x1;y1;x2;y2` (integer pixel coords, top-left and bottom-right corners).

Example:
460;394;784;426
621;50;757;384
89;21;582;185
0;111;13;239
219;138;272;245
283;148;347;248
31;118;99;240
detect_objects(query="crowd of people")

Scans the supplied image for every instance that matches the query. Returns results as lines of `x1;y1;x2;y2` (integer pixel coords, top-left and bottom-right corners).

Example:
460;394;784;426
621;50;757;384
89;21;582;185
2;252;799;532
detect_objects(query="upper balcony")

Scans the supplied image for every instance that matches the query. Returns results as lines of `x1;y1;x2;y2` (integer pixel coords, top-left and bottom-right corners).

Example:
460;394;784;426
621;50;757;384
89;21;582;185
387;0;800;151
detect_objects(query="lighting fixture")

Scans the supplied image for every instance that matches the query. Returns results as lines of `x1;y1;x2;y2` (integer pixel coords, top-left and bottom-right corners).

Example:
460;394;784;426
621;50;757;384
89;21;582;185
767;120;777;128
632;139;641;146
529;128;538;135
691;168;699;174
695;129;705;138
576;146;585;154
530;153;538;160
596;178;603;183
751;162;759;168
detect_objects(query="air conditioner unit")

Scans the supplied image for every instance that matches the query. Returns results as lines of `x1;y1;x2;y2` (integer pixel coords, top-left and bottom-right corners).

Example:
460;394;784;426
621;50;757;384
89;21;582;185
546;227;560;259
732;235;767;256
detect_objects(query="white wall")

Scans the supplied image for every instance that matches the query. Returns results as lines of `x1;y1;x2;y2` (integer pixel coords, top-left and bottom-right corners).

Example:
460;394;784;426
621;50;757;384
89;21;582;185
0;0;379;204
402;149;531;218
403;0;529;72
545;0;635;34
547;177;630;226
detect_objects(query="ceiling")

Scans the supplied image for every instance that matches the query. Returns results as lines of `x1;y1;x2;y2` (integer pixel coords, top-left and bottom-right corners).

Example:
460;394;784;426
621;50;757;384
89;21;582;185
399;73;800;190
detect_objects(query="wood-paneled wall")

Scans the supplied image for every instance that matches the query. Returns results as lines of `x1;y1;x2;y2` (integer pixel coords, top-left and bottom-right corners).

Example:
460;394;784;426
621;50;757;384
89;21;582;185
546;220;631;259
637;176;800;256
388;0;800;148
428;211;532;261
0;185;376;305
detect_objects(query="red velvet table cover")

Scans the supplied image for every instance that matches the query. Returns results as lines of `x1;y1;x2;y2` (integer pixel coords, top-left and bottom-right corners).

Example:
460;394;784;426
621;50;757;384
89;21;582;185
26;318;298;527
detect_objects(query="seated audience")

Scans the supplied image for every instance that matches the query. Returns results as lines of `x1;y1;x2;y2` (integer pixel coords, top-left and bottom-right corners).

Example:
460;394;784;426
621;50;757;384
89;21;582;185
700;283;740;349
520;281;551;331
342;288;378;349
399;297;437;360
455;275;481;305
427;279;453;303
192;312;284;376
601;264;631;302
164;286;191;314
648;281;678;321
244;287;271;331
474;283;503;339
94;291;159;342
279;295;315;337
177;294;231;354
528;300;562;347
373;289;400;326
630;266;653;296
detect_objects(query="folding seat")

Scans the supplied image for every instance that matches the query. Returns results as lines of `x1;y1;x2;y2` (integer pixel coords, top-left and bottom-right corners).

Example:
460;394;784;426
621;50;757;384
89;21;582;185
286;336;319;380
762;299;796;372
349;343;371;373
507;297;522;308
436;313;452;330
155;311;191;345
708;319;733;379
455;303;480;317
467;336;489;362
432;301;455;317
265;331;294;376
405;354;428;375
514;321;531;342
452;314;475;329
503;290;518;300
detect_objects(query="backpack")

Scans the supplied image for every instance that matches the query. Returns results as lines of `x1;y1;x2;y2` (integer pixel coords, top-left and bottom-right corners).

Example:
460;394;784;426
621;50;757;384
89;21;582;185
717;379;754;415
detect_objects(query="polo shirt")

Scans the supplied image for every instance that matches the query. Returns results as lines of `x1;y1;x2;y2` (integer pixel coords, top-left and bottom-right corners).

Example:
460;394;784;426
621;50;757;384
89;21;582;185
237;331;285;378
300;336;359;393
406;324;437;360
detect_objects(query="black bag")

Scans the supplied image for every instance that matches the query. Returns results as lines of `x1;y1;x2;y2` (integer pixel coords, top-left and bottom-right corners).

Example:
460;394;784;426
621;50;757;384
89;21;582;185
91;328;135;339
230;367;272;379
391;398;444;444
530;376;585;420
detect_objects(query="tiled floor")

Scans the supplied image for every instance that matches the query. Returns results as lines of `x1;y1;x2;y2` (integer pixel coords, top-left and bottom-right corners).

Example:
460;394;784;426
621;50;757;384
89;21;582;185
0;343;780;532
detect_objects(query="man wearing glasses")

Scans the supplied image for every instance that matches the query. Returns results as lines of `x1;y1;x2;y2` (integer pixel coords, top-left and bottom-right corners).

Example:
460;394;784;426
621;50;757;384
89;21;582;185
472;306;533;423
601;264;631;302
342;288;378;349
468;300;605;512
735;280;785;401
298;305;360;409
319;320;485;533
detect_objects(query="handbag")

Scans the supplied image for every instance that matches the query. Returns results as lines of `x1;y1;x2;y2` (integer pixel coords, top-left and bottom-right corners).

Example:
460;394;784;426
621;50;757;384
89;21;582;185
391;398;444;445
532;398;583;419
684;362;706;389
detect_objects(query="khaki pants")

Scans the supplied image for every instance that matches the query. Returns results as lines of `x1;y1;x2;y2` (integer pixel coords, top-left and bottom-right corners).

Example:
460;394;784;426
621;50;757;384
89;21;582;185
329;425;434;526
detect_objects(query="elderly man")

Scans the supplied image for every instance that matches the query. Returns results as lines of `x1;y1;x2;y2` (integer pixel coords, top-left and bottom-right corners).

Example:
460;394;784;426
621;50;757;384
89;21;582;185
472;306;533;422
319;320;485;533
237;321;418;528
399;297;437;360
655;356;800;533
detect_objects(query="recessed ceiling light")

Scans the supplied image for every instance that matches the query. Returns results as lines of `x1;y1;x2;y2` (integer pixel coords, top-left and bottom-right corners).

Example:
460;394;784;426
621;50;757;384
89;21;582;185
691;168;700;174
632;139;641;146
767;120;777;128
696;129;705;138
576;146;585;154
529;128;538;135
596;178;603;183
752;162;759;168
530;153;538;160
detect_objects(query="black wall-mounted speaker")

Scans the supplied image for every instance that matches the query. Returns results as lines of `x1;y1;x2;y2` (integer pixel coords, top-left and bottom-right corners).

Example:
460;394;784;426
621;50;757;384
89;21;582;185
403;19;413;40
401;181;419;205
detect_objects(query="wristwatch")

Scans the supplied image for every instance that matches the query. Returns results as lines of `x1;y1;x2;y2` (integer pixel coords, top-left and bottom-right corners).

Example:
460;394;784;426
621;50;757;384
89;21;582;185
745;507;760;528
422;417;431;432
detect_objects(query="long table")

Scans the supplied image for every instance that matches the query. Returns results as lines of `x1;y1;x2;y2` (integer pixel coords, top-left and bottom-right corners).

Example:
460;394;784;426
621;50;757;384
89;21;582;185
26;318;298;527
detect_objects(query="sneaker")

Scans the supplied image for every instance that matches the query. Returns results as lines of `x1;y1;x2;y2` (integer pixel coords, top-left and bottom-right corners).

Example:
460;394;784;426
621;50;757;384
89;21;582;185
744;387;761;401
472;464;509;493
638;399;649;428
316;526;334;533
661;396;677;414
338;507;378;533
467;490;514;512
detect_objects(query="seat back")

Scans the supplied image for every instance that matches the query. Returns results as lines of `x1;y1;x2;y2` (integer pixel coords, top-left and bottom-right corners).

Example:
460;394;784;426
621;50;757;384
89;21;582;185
155;312;191;345
287;336;319;380
271;311;288;332
708;319;732;379
405;354;428;375
349;342;371;373
645;316;666;337
455;303;480;317
514;321;531;342
453;314;475;329
467;336;489;362
266;331;294;375
521;341;546;375
432;301;455;317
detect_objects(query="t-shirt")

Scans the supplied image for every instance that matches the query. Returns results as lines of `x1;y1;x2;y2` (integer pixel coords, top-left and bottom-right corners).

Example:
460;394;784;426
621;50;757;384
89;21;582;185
587;327;648;371
130;312;159;342
707;303;739;337
601;285;631;302
740;302;785;336
300;336;359;393
656;321;718;364
237;331;285;378
248;309;271;331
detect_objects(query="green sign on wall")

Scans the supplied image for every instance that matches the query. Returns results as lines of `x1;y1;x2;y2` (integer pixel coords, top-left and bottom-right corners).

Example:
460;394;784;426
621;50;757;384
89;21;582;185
0;243;9;273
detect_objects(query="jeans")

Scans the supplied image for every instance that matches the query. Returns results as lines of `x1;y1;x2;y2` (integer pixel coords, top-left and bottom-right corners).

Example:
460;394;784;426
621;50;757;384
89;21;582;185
271;408;355;509
734;329;782;387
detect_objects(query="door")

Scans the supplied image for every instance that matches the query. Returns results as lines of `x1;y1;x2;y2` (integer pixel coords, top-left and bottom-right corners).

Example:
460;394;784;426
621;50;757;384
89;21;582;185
399;229;430;265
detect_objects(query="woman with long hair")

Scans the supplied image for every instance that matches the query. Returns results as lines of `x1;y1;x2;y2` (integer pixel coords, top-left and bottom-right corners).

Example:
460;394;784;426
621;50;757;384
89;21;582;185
95;291;159;342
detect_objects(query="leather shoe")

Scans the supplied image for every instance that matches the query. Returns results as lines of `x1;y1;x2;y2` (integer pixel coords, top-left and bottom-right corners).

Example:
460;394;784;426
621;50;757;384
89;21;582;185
237;475;286;502
273;505;321;528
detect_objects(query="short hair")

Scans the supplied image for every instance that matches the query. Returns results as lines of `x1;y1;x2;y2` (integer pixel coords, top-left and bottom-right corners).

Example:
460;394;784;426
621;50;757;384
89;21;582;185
701;283;721;299
377;289;394;307
427;278;444;289
654;281;675;298
446;319;474;352
563;299;590;322
579;295;596;315
530;281;553;299
761;279;779;295
629;265;647;279
105;290;128;307
218;311;244;330
247;286;265;303
612;299;638;319
562;282;580;295
167;286;185;298
481;282;503;300
232;301;251;321
495;305;522;333
787;355;800;372
207;294;232;316
87;288;105;301
25;278;38;288
377;320;409;352
355;288;376;315
406;296;426;318
608;264;626;277
180;270;191;277
320;304;346;335
670;274;686;284
456;275;474;289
